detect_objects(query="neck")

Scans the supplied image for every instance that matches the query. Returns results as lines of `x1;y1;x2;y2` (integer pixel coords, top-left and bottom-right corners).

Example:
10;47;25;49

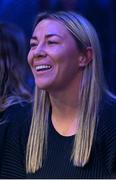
51;103;80;136
49;79;81;136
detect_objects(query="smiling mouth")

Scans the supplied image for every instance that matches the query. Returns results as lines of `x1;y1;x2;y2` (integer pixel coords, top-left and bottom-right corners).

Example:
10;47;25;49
35;65;52;71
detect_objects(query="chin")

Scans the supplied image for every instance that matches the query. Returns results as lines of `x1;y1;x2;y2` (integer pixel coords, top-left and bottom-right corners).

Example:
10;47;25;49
35;77;56;91
35;81;51;91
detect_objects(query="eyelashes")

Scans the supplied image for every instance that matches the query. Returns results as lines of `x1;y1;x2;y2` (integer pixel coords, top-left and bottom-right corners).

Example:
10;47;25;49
30;41;59;48
47;40;59;45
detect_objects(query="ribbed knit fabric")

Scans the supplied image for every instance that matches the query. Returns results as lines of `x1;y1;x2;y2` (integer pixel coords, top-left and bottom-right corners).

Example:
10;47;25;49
0;102;32;178
0;95;116;179
0;112;10;172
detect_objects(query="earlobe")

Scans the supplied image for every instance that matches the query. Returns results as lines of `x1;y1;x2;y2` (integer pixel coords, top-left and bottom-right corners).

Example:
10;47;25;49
79;47;93;67
78;56;87;67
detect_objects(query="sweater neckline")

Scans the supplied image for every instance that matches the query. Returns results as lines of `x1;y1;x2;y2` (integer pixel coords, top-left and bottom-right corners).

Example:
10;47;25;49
49;117;75;140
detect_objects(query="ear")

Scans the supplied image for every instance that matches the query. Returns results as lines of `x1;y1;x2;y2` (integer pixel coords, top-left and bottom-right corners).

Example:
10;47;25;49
78;47;93;68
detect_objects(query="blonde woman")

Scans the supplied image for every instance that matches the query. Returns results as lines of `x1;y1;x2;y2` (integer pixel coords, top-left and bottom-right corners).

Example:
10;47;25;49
1;11;116;179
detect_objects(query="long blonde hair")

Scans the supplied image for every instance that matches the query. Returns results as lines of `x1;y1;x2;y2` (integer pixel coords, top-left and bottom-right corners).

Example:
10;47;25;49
26;11;106;173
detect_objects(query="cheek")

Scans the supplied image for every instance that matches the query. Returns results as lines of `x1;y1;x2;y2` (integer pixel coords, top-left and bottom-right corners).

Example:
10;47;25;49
49;46;66;59
27;51;33;66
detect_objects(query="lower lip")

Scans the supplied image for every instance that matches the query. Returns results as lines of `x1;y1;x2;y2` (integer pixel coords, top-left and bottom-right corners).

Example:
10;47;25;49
35;67;53;75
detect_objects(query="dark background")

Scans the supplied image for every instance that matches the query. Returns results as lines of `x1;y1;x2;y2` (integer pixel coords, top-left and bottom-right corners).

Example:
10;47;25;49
0;0;116;94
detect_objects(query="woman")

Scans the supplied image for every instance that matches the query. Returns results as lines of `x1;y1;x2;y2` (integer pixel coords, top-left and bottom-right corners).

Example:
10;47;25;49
1;11;116;178
0;22;32;173
0;22;32;112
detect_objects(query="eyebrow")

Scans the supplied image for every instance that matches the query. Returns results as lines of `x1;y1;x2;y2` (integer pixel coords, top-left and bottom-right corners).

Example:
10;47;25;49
31;33;62;40
46;34;62;39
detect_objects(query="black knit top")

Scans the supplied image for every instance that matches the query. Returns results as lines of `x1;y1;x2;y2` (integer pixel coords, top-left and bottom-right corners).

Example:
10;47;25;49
0;102;31;177
0;95;116;179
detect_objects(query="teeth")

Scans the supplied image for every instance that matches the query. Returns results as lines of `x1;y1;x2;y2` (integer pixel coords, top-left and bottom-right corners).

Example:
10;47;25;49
35;65;51;71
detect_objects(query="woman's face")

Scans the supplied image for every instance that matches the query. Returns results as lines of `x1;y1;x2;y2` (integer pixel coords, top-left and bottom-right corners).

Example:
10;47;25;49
28;19;83;92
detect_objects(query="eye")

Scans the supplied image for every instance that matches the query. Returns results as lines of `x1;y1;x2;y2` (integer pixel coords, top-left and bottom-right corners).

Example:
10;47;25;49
47;40;58;45
30;42;37;48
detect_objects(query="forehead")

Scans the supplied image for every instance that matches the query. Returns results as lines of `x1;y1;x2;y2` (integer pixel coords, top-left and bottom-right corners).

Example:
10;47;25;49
33;19;71;38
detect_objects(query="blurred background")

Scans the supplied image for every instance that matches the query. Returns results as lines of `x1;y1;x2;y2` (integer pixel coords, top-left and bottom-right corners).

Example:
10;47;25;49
0;0;116;94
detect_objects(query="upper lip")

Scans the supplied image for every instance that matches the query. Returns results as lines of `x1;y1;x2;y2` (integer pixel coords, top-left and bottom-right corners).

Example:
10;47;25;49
33;61;53;67
34;64;52;68
33;60;53;70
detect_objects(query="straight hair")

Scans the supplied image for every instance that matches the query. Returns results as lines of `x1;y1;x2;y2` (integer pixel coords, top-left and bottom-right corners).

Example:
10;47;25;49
26;11;106;173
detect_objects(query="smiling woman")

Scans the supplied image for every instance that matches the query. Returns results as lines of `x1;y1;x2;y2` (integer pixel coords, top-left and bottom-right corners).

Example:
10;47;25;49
1;11;116;179
28;18;83;91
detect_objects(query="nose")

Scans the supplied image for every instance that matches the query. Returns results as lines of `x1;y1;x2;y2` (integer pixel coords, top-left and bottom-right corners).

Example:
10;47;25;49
33;44;47;58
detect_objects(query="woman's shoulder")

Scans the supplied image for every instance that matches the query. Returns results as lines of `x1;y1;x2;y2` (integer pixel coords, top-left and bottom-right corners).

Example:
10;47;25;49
8;102;32;128
0;102;32;175
97;92;116;175
0;102;32;179
97;91;116;142
3;102;32;123
0;102;32;131
4;102;32;149
5;101;32;114
100;91;116;119
1;102;32;141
